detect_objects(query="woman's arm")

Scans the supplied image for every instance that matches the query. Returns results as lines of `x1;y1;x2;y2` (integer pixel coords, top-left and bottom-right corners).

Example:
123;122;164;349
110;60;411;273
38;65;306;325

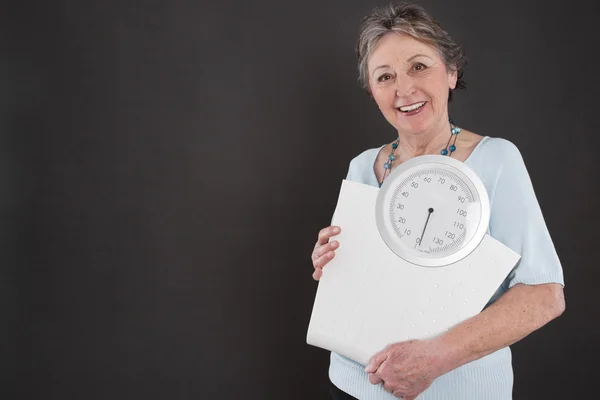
366;283;565;399
431;282;565;376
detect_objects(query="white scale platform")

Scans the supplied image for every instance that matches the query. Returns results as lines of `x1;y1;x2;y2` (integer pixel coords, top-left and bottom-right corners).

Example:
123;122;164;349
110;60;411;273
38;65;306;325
306;180;520;366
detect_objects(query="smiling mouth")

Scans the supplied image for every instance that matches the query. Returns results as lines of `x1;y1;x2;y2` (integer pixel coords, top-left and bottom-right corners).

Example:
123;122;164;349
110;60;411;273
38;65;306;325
397;101;427;112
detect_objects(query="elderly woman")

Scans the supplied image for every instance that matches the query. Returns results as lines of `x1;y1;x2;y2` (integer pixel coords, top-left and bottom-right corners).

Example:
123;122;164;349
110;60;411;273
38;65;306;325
310;3;565;400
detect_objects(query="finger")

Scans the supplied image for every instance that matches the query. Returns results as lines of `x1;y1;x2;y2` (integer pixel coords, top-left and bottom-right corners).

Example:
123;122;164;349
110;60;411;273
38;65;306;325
312;267;322;281
311;246;339;280
313;240;340;260
393;390;409;399
317;226;341;246
383;382;394;393
368;372;384;385
365;351;388;373
313;240;340;267
313;251;335;270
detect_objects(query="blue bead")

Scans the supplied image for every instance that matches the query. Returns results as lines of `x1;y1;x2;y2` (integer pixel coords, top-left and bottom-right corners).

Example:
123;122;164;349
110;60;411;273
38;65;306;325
384;162;390;169
389;155;396;161
451;128;457;134
392;142;398;149
449;145;456;152
441;149;448;155
378;183;383;188
456;127;461;133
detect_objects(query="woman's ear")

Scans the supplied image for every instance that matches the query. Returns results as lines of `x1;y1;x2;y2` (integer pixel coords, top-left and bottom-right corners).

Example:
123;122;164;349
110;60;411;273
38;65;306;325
447;68;458;90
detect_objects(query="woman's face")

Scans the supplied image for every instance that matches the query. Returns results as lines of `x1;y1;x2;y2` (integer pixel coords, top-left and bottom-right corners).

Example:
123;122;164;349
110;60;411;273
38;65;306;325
367;33;457;135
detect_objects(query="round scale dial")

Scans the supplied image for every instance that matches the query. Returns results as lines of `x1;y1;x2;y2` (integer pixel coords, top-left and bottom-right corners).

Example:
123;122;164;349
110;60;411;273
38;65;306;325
375;155;490;267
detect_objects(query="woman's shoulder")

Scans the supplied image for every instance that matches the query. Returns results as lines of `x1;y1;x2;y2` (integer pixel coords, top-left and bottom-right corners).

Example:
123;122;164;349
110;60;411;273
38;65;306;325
479;136;521;154
468;134;525;166
348;146;383;168
344;145;384;183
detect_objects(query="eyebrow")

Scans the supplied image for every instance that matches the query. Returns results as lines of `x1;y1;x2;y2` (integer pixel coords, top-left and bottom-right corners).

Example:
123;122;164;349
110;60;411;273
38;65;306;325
372;54;434;75
407;53;433;62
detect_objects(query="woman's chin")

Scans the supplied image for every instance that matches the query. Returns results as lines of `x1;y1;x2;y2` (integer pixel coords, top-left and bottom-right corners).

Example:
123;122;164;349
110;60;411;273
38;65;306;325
394;116;432;134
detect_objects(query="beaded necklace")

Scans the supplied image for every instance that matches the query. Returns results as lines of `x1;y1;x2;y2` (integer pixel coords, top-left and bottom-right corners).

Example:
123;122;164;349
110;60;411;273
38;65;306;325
378;118;461;188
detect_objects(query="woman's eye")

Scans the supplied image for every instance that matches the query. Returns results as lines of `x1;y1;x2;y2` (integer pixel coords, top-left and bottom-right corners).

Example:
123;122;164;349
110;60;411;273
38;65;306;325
413;63;427;71
378;74;392;82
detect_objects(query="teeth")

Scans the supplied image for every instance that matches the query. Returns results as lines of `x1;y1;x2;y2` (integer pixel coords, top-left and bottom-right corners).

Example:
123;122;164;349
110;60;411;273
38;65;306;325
399;102;426;112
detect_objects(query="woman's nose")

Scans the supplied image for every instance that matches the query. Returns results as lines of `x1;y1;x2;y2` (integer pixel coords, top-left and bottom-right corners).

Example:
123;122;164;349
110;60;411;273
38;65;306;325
395;77;416;97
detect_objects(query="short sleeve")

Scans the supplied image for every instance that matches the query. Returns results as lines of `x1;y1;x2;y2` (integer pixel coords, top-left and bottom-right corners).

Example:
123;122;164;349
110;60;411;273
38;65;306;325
489;140;564;288
345;161;353;181
331;160;354;225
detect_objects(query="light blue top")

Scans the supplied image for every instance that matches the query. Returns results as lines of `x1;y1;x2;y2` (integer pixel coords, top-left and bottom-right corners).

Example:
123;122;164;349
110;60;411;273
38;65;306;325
329;136;565;400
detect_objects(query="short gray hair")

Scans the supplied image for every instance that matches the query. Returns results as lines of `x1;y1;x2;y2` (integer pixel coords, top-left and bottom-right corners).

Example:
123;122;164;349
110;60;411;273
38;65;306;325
356;3;467;101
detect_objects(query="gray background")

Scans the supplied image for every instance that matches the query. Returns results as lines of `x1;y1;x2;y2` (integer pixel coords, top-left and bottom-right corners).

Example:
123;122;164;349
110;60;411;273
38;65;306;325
3;0;598;398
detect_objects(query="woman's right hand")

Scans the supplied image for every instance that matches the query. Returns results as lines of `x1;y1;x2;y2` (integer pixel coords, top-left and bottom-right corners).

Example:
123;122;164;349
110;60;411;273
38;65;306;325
311;226;341;280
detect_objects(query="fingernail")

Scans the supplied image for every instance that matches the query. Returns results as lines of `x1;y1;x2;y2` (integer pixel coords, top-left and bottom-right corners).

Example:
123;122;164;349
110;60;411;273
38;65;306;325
328;252;334;258
331;241;339;248
333;227;340;233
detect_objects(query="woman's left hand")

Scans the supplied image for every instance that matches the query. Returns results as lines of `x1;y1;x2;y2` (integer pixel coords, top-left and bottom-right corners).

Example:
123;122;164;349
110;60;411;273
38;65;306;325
364;339;445;399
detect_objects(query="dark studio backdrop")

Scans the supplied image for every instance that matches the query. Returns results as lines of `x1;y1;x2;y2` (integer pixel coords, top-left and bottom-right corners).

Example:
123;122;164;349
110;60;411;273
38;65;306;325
3;0;599;398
